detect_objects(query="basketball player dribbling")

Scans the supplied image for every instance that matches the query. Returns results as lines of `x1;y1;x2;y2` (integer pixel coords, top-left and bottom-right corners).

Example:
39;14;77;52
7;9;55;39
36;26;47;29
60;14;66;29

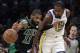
38;1;70;53
16;9;42;53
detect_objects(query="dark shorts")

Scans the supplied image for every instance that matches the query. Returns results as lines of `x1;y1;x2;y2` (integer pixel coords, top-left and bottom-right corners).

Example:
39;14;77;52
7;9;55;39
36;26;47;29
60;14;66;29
16;43;32;53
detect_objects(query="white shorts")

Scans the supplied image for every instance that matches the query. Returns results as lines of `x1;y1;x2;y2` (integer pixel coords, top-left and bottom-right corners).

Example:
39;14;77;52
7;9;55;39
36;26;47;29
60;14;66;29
42;36;66;53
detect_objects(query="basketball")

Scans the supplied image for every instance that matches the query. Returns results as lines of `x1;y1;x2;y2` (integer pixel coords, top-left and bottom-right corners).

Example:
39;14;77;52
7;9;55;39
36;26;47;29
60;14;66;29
3;29;18;44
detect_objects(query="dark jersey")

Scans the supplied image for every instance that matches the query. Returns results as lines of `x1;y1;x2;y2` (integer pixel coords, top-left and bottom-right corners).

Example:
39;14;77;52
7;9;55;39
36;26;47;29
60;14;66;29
16;19;38;53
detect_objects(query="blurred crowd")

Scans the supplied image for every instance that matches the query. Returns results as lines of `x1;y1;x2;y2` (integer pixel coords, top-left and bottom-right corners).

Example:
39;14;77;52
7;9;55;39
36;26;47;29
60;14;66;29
0;0;80;26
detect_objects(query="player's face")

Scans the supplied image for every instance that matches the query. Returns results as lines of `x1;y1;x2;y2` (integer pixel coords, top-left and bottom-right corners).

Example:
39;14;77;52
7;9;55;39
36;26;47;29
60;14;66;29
70;26;77;36
12;22;23;31
17;22;23;30
32;14;42;24
54;5;63;16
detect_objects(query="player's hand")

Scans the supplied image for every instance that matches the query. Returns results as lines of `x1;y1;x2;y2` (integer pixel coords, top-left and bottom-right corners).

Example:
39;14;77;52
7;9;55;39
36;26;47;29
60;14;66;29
64;37;71;47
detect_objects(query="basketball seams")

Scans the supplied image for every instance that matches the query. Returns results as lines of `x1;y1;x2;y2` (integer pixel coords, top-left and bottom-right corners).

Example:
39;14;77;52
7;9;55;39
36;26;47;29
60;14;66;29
3;29;18;43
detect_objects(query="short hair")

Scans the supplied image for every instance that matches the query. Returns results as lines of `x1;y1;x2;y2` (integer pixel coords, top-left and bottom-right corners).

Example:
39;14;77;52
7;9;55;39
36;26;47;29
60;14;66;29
54;1;64;9
31;9;42;16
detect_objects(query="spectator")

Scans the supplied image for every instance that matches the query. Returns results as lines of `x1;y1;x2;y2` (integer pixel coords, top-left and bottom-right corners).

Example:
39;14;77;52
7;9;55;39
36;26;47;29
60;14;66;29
64;24;79;53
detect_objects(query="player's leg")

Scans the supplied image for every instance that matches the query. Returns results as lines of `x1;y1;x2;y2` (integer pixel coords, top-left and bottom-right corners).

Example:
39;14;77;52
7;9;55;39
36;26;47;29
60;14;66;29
55;41;66;53
52;37;66;53
42;43;52;53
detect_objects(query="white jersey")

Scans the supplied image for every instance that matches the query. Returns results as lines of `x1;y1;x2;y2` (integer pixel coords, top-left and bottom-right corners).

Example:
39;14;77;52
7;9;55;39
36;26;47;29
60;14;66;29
42;9;69;53
45;9;68;37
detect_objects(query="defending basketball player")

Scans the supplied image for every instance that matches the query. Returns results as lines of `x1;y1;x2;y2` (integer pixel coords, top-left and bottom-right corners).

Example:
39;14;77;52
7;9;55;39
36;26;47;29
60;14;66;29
38;1;70;53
